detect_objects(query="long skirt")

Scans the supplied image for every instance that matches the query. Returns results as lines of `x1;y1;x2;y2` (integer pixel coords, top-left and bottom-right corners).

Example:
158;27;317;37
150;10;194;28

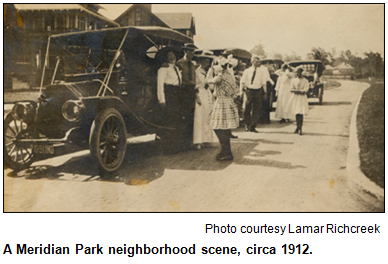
193;88;217;144
275;89;293;119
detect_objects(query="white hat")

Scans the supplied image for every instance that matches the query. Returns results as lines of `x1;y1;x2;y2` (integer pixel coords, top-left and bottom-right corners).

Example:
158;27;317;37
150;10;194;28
218;54;234;66
194;50;216;60
251;55;260;62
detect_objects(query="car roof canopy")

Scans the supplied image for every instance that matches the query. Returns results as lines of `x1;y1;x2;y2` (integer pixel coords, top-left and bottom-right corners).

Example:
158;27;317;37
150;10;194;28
49;26;193;56
288;60;323;66
195;48;252;61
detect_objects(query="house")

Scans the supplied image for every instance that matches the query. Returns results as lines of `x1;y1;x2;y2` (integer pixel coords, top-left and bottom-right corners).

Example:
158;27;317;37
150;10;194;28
113;4;196;38
4;4;119;89
154;13;196;38
333;62;355;78
114;4;168;27
322;64;334;75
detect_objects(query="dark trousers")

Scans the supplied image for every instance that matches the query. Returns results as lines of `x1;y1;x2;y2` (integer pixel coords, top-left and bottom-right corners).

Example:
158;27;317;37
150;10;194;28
179;84;196;151
214;129;232;156
244;88;264;129
259;83;273;124
295;114;304;130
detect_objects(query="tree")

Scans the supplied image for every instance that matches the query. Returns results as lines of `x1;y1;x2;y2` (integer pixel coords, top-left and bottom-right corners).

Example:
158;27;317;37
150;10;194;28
364;52;384;78
283;51;301;62
250;44;266;57
273;53;283;60
307;47;330;65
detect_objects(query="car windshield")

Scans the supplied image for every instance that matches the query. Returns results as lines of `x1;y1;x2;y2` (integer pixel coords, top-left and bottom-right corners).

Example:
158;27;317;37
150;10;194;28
299;64;316;75
49;46;124;78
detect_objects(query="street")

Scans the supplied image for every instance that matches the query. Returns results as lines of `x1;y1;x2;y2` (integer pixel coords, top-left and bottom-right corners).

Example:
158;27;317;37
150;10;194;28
3;80;377;212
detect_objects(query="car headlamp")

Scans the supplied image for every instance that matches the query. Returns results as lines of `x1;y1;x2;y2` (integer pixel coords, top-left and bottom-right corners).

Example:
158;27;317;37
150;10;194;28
12;102;36;123
62;100;84;121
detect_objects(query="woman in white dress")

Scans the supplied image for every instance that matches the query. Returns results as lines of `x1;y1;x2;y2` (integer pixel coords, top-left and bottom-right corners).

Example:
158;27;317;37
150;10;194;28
275;64;294;122
287;67;309;135
193;51;217;149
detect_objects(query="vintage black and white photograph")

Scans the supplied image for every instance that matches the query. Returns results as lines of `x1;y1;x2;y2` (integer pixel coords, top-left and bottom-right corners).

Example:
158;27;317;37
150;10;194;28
3;4;384;212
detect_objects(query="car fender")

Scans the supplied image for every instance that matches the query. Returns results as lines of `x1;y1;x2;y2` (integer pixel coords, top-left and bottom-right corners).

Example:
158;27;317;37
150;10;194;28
81;96;145;133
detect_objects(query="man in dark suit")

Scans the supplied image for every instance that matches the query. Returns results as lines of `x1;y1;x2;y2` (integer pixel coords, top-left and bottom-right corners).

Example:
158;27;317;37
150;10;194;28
176;43;198;151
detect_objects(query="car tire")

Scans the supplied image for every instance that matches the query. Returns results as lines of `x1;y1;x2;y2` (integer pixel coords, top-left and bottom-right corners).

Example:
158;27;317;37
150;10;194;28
4;113;35;171
318;85;324;105
89;108;127;174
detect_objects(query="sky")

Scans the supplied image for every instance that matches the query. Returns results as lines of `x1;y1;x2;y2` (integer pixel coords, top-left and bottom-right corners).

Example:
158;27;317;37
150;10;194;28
99;4;384;59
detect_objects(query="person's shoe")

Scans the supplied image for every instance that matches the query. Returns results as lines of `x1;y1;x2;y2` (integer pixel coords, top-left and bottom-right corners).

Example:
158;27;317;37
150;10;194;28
294;128;299;134
299;128;303;136
245;125;249;131
216;152;223;159
230;133;238;139
280;119;285;123
216;154;234;161
249;128;259;133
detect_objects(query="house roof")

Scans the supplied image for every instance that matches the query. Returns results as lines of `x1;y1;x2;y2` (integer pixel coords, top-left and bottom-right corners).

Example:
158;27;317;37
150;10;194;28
113;4;169;28
324;65;335;70
335;62;354;69
154;13;194;29
14;4;119;27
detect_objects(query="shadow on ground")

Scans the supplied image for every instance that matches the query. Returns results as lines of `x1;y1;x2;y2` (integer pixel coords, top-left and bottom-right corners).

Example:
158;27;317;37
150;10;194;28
7;135;306;185
309;101;352;106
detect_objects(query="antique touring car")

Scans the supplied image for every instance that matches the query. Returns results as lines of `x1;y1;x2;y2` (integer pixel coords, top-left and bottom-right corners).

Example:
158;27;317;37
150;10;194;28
288;60;326;105
4;26;193;173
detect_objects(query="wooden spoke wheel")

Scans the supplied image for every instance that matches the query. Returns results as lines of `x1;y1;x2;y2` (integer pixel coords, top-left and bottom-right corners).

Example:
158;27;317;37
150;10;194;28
4;114;35;171
90;108;127;174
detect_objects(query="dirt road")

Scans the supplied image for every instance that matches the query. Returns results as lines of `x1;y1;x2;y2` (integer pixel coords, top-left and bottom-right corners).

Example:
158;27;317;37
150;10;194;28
4;80;378;212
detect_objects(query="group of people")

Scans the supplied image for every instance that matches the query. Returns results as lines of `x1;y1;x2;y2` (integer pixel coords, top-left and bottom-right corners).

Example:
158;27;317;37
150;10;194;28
156;43;310;161
156;43;239;161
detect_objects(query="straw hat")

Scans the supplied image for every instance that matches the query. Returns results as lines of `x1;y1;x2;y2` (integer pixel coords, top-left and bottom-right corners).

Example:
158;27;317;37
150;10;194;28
250;54;261;62
182;43;198;51
194;50;216;60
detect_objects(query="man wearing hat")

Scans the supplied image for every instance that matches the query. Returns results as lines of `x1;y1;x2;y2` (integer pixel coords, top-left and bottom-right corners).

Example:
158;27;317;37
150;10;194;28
239;55;272;132
176;43;198;151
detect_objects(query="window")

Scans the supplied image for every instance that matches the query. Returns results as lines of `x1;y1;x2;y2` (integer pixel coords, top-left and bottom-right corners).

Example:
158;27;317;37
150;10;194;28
78;15;85;30
136;11;141;22
135;8;141;26
45;13;55;31
57;15;65;31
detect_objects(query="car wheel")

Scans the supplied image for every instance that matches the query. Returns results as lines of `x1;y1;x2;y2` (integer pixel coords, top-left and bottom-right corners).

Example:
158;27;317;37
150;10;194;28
4;113;35;171
318;85;324;105
89;108;127;174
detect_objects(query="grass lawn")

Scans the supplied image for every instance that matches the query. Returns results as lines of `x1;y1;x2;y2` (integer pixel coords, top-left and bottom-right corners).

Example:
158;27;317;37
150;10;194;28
324;79;341;91
356;81;384;188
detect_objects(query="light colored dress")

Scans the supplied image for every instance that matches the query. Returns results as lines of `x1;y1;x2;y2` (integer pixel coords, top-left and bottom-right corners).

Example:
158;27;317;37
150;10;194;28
193;67;217;144
287;77;309;115
275;70;294;119
210;70;239;130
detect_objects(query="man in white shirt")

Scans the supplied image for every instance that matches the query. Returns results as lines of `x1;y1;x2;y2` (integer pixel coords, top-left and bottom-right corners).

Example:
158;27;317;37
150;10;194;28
240;55;272;132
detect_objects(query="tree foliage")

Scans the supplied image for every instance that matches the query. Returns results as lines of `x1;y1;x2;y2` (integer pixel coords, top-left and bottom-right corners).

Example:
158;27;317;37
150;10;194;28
307;47;331;65
250;44;266;57
283;51;301;62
